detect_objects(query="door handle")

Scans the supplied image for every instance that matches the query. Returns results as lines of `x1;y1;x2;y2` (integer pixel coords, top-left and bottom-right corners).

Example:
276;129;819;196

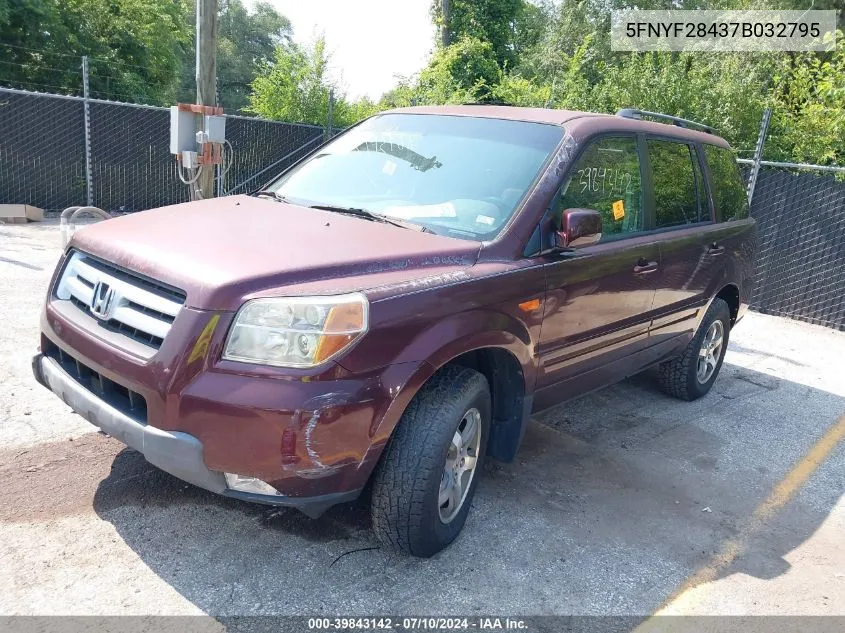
633;259;659;274
707;243;725;255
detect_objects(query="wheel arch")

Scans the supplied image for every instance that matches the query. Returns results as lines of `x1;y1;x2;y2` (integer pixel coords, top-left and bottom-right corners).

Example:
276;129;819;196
437;345;530;462
372;336;535;467
714;283;740;325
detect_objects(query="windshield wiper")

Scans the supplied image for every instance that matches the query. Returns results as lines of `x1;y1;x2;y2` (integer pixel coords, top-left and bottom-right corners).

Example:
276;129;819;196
254;190;286;202
256;195;434;234
308;204;434;233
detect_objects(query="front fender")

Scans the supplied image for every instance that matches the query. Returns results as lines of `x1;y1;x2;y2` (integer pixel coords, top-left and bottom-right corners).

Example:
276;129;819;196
349;308;539;472
400;309;535;371
341;305;538;390
338;260;546;469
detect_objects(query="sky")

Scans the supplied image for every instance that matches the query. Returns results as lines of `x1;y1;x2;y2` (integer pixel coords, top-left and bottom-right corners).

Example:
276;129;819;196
257;0;436;101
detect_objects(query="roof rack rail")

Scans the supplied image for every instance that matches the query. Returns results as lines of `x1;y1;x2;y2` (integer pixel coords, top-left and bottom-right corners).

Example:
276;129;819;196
460;100;515;106
616;109;715;134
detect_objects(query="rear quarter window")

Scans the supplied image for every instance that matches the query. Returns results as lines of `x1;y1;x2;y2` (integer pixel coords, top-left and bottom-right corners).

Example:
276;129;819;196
704;144;750;221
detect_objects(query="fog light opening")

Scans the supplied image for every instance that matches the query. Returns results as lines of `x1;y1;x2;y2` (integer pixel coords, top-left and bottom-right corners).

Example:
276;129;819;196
224;473;283;496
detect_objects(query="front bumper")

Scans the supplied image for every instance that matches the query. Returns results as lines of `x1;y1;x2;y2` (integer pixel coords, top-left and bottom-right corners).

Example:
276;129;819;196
32;353;361;517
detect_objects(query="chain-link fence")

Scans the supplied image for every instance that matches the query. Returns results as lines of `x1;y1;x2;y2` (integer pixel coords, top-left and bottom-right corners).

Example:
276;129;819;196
87;100;186;211
0;89;88;210
2;85;844;330
223;115;324;195
744;163;845;331
0;86;326;212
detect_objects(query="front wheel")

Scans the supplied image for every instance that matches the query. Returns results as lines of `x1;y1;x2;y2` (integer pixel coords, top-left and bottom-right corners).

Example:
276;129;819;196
657;297;731;401
370;366;491;557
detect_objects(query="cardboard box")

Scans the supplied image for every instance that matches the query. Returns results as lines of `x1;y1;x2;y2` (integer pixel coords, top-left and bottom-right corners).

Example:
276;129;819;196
0;204;44;223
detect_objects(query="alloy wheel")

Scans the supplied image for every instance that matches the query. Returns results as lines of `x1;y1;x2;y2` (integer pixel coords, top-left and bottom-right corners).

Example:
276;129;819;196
438;407;482;523
697;320;724;384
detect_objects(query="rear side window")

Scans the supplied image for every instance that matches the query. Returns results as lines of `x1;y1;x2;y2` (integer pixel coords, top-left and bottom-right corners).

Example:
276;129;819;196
648;139;706;228
704;144;750;221
557;136;643;237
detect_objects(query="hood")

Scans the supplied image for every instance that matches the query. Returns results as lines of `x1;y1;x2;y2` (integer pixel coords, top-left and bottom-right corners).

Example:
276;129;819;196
70;195;480;310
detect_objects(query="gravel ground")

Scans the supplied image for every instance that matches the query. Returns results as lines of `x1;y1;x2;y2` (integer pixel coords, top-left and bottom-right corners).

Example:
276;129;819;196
1;220;843;620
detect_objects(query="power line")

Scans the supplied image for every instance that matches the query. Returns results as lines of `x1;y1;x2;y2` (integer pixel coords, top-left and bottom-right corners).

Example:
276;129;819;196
0;59;83;76
87;90;167;106
0;54;170;106
0;77;82;94
0;42;163;72
0;61;166;94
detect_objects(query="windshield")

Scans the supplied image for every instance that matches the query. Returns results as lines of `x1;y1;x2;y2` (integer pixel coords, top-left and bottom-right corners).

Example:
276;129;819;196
264;113;564;240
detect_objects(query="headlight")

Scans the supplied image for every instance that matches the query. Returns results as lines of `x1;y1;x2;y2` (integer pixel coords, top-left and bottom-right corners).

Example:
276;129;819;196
223;293;368;368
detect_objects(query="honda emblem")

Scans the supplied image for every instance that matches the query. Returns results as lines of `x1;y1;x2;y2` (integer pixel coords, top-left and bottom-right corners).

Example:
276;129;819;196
89;282;115;320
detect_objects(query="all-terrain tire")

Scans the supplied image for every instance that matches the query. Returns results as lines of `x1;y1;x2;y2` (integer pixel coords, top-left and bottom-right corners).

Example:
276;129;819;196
657;298;731;401
370;365;491;557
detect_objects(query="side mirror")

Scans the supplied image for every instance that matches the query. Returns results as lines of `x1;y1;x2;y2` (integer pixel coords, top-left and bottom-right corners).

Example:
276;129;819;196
555;208;602;249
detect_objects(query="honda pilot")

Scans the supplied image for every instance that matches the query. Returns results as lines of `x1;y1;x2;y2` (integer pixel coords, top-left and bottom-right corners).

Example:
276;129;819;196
33;106;756;556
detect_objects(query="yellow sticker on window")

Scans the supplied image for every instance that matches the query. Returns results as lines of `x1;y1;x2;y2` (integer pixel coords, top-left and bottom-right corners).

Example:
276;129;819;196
612;200;625;221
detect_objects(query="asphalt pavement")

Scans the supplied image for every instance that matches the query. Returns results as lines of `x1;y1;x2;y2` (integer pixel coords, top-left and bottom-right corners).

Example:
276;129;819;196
1;220;843;622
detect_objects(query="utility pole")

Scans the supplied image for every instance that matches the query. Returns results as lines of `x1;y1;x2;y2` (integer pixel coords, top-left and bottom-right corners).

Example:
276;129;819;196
441;0;451;47
196;0;217;199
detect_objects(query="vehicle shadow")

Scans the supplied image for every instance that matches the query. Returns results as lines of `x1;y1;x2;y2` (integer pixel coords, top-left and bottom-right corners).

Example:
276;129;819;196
92;361;845;616
92;449;374;543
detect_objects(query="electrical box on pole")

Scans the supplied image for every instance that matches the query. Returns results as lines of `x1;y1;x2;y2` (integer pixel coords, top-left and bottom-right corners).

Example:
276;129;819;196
169;0;224;200
202;115;226;144
170;103;227;196
169;107;196;155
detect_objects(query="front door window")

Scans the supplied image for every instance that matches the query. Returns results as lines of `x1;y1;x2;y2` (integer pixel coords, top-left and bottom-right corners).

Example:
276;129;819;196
556;136;644;238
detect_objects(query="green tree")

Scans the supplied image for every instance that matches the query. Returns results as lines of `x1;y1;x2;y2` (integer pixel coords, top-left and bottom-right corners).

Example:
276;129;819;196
177;0;292;112
0;0;74;92
248;34;384;128
249;0;845;166
374;36;502;109
0;0;191;103
416;36;500;103
377;81;421;109
248;36;336;125
432;0;528;68
512;0;551;59
586;52;774;153
511;0;840;162
767;33;845;164
335;96;381;127
491;72;550;106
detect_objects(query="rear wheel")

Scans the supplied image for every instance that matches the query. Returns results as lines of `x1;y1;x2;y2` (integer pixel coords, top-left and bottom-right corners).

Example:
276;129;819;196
370;366;490;557
657;298;731;401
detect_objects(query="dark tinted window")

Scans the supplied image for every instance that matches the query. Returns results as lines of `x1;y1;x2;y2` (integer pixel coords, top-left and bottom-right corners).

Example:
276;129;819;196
648;139;704;228
557;137;643;237
704;144;749;221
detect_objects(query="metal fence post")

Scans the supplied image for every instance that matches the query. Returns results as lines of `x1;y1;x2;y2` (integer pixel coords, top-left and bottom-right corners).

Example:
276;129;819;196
81;56;94;207
746;107;771;206
325;89;334;141
215;76;224;198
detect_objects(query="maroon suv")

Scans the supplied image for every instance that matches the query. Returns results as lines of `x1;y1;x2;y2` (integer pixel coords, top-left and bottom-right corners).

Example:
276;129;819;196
33;106;756;556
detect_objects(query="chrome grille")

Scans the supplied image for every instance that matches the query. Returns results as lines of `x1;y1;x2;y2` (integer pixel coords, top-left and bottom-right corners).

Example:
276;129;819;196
55;251;185;350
